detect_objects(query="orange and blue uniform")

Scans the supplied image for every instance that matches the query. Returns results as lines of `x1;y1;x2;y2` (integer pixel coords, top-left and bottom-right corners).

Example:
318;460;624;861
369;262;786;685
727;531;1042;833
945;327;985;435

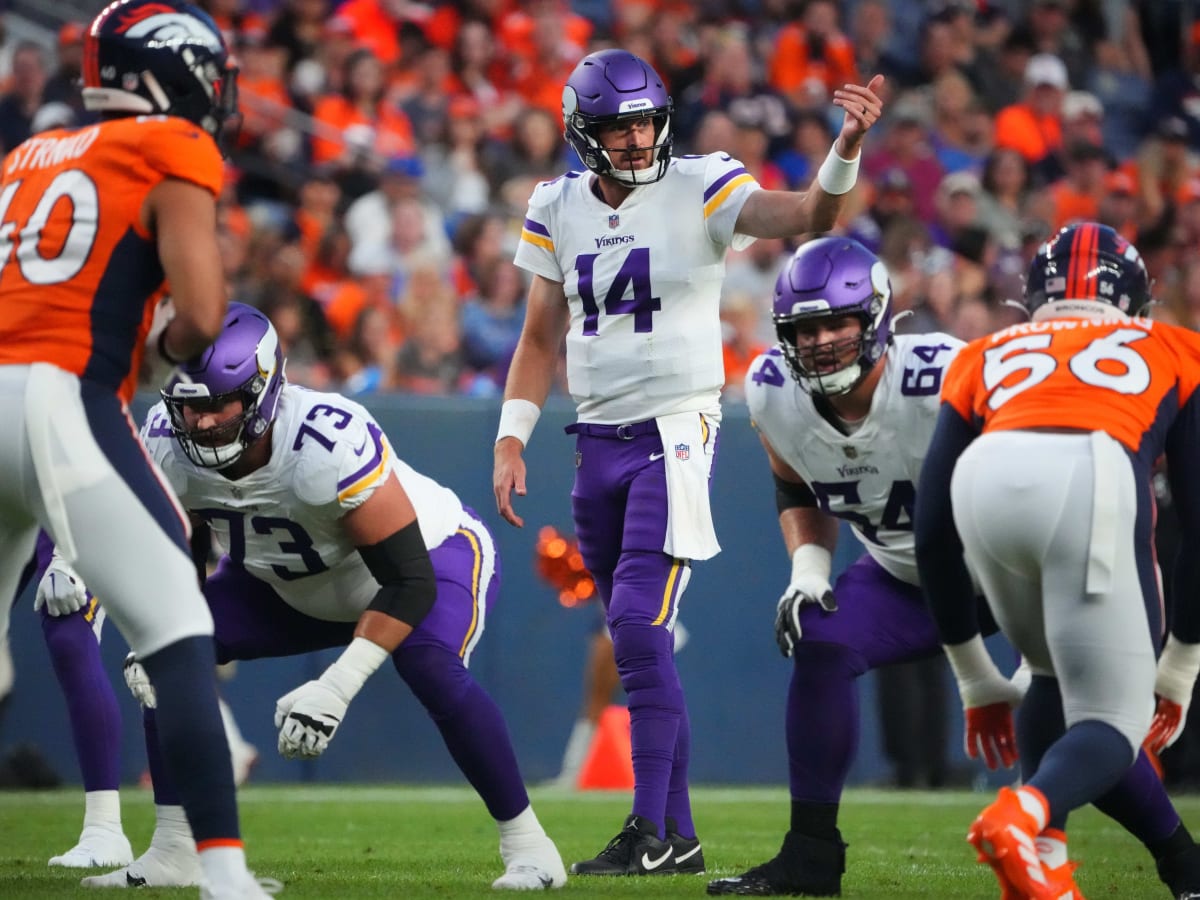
0;115;222;403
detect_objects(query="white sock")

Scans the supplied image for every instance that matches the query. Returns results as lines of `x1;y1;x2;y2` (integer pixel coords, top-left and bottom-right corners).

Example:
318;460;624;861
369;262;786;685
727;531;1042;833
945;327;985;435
498;806;545;841
82;790;122;831
152;805;194;846
199;844;248;886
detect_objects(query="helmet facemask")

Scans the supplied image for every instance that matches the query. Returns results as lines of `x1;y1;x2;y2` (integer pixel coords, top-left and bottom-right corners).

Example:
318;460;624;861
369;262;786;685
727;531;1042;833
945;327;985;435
161;302;285;469
773;238;893;397
562;49;673;187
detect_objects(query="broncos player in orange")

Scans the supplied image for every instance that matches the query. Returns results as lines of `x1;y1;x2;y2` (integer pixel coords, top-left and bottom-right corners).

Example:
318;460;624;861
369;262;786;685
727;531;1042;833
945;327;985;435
0;1;273;896
916;222;1200;900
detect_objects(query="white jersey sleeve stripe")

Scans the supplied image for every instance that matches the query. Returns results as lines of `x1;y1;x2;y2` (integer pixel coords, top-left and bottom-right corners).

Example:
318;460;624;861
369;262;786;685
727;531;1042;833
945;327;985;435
336;424;390;503
703;172;756;219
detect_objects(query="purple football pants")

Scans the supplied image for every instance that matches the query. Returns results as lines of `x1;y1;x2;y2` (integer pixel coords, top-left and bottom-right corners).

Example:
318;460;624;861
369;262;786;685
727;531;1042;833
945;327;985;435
569;423;712;840
147;511;531;821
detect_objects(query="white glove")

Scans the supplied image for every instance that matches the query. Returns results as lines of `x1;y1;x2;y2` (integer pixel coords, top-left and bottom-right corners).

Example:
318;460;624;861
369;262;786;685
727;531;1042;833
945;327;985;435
124;652;157;709
775;544;836;657
1145;636;1200;753
275;678;350;759
34;553;89;617
275;637;389;760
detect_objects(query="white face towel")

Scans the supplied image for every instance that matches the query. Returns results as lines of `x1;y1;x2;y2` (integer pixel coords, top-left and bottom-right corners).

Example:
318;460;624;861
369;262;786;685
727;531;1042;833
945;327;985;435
655;410;722;561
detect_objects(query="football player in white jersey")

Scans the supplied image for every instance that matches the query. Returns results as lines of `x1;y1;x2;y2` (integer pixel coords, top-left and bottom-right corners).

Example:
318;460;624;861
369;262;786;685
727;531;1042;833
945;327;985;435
492;48;884;876
78;304;566;892
707;236;1200;899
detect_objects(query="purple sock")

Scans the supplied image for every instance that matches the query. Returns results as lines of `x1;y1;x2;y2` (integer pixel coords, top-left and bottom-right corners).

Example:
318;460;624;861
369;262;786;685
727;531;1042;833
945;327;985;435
612;622;680;837
787;642;860;802
666;704;695;837
395;643;529;821
42;607;121;792
1094;749;1182;845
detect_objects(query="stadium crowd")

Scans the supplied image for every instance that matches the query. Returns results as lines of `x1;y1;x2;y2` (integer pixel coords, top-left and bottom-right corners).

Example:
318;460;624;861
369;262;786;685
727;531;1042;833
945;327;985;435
0;0;1196;402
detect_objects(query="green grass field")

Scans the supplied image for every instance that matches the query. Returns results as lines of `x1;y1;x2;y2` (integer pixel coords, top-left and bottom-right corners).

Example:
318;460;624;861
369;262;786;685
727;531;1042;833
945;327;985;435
0;785;1192;897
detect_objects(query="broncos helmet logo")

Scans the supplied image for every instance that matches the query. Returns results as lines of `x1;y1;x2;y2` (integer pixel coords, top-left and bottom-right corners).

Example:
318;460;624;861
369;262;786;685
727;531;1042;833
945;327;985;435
115;8;223;52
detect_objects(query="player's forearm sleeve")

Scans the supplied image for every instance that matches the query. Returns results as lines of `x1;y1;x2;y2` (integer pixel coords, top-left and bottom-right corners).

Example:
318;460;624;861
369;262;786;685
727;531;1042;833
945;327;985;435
914;404;980;646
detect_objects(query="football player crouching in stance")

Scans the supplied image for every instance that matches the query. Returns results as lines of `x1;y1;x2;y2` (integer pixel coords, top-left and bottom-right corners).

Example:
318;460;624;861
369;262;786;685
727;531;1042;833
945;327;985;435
75;304;566;891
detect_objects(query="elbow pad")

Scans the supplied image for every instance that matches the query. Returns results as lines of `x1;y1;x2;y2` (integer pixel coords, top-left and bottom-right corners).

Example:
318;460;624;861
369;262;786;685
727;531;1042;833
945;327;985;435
359;521;437;628
775;473;817;513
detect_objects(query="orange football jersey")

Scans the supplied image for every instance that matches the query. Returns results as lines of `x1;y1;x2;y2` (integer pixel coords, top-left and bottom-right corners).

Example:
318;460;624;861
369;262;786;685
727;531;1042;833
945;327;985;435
941;316;1200;454
0;115;222;403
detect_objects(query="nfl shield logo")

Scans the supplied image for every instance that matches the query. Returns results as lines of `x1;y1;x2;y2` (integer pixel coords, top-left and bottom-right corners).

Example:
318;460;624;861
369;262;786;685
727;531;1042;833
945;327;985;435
608;214;620;229
843;446;857;459
674;443;690;461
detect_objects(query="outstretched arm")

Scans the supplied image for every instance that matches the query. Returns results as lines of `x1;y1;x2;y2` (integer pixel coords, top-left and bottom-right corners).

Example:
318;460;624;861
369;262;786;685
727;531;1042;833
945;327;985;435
734;74;885;240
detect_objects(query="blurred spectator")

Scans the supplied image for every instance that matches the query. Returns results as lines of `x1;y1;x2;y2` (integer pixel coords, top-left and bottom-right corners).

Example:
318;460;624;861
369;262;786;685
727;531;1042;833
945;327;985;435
994;52;1068;175
929;69;991;174
675;24;788;146
460;257;526;390
1175;178;1200;255
976;148;1032;250
1136;116;1200;229
1034;87;1104;184
449;18;522;136
719;291;769;403
0;41;47;154
929;171;983;251
974;25;1036;113
400;44;454;148
423;95;492;222
310;48;416;197
333;0;429;67
265;0;330;76
723;235;787;345
344;154;451;262
503;0;590;124
847;167;916;255
338;304;400;396
728;104;787;190
1098;168;1140;242
395;267;465;395
1038;139;1107;231
765;0;859;109
449;211;514;299
862;94;945;224
847;0;905;84
43;22;86;121
486;106;575;192
256;242;338;388
772;108;837;189
1022;0;1098;87
231;29;303;206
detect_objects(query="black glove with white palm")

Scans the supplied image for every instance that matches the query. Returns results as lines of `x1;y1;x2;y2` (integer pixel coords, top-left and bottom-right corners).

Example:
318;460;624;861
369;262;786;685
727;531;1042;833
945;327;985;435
774;544;837;657
275;637;389;759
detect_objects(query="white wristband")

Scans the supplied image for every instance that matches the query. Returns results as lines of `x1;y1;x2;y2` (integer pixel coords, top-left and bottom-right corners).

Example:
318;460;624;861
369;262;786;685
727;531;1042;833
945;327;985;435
816;144;860;196
1157;636;1200;705
320;637;390;703
790;544;832;584
496;398;541;448
942;634;1002;686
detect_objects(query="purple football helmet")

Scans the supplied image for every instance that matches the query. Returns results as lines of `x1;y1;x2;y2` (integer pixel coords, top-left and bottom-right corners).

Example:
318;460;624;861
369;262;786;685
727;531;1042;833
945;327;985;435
562;49;673;186
161;302;286;468
773;236;893;396
1024;222;1151;319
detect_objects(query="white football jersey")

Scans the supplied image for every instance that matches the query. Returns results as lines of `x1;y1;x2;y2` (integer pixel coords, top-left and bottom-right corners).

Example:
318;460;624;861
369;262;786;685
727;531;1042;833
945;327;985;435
141;385;465;622
514;154;761;423
745;333;964;585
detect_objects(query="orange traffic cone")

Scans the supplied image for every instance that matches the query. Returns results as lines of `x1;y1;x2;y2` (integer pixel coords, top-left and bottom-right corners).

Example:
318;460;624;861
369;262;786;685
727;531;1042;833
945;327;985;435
576;704;635;790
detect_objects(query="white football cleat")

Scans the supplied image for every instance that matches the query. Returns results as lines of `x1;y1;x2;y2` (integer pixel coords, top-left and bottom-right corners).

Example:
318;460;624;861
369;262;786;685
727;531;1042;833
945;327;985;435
494;834;567;890
80;842;201;888
49;826;134;868
199;872;282;899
